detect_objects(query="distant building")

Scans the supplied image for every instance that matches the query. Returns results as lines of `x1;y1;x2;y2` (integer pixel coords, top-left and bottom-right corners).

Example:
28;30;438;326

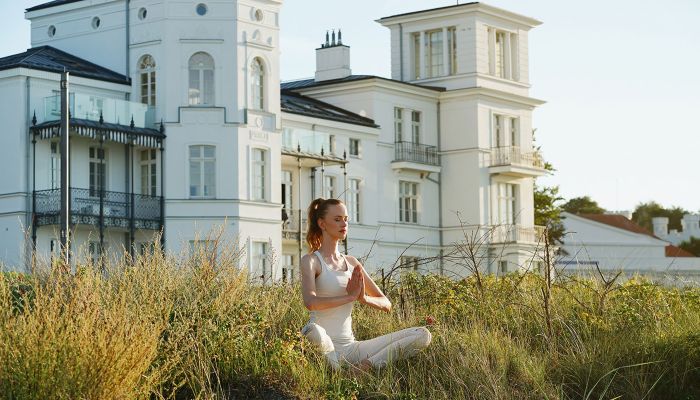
559;212;700;283
653;214;700;245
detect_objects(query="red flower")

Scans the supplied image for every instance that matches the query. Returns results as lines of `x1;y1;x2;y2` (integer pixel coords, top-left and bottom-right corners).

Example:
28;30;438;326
425;315;436;326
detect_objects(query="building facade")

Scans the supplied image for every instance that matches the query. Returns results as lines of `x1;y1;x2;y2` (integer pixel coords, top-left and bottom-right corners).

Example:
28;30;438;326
0;0;547;279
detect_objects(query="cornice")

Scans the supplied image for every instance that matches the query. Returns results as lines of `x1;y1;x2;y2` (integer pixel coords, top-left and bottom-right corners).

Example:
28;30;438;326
439;87;545;108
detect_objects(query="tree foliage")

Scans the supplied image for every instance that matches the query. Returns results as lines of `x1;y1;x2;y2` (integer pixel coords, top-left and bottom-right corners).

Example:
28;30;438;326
679;237;700;257
562;196;606;215
534;184;565;244
632;202;687;232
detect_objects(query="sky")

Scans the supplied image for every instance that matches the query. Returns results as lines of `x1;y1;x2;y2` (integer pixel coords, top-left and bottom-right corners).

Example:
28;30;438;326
3;0;699;213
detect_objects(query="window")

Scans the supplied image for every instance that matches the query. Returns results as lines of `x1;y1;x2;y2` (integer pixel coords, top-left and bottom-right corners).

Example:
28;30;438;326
251;241;268;282
509;117;518;148
48;25;56;37
324;175;336;199
89;147;107;197
399;181;418;223
91;17;101;30
494;114;503;147
251;148;267;201
89;241;105;264
281;170;292;215
394;107;403;142
493;115;518;148
426;30;443;78
196;3;208;16
140;149;157;196
488;28;518;80
347;179;361;223
282;254;294;283
50;142;60;189
349;138;360;157
138;7;147;20
139;55;156;106
495;183;516;225
188;52;214;105
411;111;421;143
499;260;508;275
254;9;264;22
189;145;216;198
401;256;420;272
251;58;264;110
412;27;457;79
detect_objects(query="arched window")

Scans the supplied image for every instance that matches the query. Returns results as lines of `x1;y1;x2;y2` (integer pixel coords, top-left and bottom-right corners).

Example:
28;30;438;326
251;58;264;110
188;52;215;105
138;55;156;106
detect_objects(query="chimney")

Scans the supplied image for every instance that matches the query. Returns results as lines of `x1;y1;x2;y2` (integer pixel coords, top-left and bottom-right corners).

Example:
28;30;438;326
315;29;351;82
652;217;668;238
682;213;700;234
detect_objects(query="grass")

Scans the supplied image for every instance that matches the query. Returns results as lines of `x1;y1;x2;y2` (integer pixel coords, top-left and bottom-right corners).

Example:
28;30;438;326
0;243;699;399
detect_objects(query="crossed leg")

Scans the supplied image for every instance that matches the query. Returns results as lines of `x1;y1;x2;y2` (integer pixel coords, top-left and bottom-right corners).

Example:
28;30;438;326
341;326;432;368
301;323;341;370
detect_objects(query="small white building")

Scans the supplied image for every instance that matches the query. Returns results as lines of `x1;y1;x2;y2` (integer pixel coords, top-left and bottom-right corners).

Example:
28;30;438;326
0;0;548;279
653;214;700;246
559;212;700;283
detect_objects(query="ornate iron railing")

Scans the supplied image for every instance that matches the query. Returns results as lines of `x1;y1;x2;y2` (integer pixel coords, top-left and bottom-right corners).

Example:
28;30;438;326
394;141;440;166
33;187;162;230
489;146;544;169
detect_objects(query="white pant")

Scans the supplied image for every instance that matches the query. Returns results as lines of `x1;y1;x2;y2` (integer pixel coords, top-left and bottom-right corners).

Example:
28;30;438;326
302;323;432;369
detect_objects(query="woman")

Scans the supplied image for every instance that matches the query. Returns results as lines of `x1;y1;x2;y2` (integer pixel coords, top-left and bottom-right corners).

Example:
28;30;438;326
300;198;432;370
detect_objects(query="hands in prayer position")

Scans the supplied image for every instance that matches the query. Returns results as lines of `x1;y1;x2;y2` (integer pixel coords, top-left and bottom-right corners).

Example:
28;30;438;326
346;264;365;301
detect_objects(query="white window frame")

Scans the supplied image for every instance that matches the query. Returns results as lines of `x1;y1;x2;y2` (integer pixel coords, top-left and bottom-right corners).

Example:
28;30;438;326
50;141;60;189
189;145;216;199
251;57;265;110
282;254;294;283
324;175;336;199
425;29;444;78
347;178;361;223
399;180;419;224
411;111;421;144
250;240;269;283
348;138;361;158
251;147;268;201
401;255;420;272
394;107;403;142
492;181;517;226
138;54;156;106
188;52;215;106
89;146;107;198
488;27;519;81
140;149;157;196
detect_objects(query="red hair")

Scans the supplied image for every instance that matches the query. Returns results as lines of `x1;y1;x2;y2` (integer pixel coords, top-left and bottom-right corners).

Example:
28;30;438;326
306;198;344;252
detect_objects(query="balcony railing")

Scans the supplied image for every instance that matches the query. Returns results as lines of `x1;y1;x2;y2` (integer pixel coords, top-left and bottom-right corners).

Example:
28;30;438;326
282;208;307;241
282;128;334;155
490;225;546;244
33;187;162;230
394;141;440;166
43;93;156;129
489;146;544;169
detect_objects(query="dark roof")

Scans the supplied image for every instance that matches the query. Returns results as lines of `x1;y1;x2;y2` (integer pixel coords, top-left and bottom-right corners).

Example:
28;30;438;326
378;2;479;21
665;245;696;258
577;214;658;238
281;75;445;93
281;90;378;128
26;0;83;12
0;46;129;85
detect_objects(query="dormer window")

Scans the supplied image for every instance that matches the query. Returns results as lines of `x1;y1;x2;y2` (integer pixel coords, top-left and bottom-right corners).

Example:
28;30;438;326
488;28;519;81
411;27;457;80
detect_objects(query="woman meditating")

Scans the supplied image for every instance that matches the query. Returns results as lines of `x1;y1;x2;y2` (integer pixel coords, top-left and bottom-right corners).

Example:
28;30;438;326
300;198;432;370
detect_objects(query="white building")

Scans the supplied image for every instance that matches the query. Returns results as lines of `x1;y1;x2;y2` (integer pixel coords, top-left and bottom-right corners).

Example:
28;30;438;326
653;214;700;246
0;0;548;279
559;212;700;283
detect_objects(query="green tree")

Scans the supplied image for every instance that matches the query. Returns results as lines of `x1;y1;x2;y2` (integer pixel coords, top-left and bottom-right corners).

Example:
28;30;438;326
561;196;606;215
534;184;565;244
678;237;700;257
632;202;687;232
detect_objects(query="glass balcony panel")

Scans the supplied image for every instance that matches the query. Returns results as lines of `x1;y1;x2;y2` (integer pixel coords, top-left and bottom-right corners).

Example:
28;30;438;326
42;93;155;129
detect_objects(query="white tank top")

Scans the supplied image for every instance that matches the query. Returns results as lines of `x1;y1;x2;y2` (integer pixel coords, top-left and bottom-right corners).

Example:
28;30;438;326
307;251;355;344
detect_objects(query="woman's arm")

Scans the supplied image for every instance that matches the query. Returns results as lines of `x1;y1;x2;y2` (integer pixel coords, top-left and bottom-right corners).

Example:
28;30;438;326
348;257;392;313
300;253;361;311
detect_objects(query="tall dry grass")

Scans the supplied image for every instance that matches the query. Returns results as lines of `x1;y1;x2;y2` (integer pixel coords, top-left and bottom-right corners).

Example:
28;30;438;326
0;239;699;399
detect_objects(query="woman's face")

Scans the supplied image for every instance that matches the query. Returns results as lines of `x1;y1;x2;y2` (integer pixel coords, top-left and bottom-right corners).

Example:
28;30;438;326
319;203;349;240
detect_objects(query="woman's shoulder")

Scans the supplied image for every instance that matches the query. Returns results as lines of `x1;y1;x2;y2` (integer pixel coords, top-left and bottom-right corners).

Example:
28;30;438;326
344;254;362;267
301;252;321;268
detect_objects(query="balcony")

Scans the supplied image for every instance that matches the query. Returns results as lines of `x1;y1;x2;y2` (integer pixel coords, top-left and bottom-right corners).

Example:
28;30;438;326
391;141;441;174
43;93;156;129
281;127;348;167
33;188;162;230
490;225;546;244
488;146;547;177
282;208;307;241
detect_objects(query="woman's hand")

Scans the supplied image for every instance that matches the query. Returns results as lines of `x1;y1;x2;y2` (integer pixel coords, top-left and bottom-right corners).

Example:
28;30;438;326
346;264;364;300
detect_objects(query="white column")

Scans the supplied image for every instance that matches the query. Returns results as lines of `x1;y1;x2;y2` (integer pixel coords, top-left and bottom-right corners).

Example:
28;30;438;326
511;33;519;81
419;31;426;80
442;27;449;76
488;28;496;75
504;32;512;80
